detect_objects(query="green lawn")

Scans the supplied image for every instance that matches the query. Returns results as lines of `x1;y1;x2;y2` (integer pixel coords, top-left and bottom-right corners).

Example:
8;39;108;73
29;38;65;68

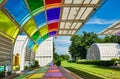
62;61;120;79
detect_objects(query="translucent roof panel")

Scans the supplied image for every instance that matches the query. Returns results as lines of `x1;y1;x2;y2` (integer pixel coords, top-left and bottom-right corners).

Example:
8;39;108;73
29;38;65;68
42;33;49;41
45;0;62;9
58;0;101;36
27;39;34;49
32;31;40;41
48;22;58;32
0;0;3;3
0;11;19;39
23;18;37;37
25;0;44;15
33;44;38;52
49;31;57;37
34;11;47;28
99;21;120;35
36;37;43;45
46;8;60;22
39;25;48;36
45;0;61;5
5;0;31;26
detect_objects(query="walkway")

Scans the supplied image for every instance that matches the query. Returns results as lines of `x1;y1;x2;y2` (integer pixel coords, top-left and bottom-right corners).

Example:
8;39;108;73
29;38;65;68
14;66;80;79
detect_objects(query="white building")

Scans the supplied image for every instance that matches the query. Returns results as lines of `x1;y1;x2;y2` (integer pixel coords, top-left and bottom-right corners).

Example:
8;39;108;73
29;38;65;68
35;37;53;66
13;35;28;71
86;43;120;60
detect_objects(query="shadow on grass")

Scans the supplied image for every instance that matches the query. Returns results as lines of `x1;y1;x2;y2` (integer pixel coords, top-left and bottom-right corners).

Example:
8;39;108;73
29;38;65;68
92;65;120;71
65;67;105;79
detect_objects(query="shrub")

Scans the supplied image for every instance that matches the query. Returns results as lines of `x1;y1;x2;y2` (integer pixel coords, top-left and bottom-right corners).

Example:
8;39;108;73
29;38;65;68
56;60;61;66
0;72;5;78
76;60;116;66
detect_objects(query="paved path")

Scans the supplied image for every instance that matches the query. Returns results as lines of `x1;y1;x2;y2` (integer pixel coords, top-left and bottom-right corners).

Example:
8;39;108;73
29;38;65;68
14;66;82;79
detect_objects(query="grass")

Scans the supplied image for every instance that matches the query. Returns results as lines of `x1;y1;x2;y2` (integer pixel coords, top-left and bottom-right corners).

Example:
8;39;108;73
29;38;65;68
62;61;120;79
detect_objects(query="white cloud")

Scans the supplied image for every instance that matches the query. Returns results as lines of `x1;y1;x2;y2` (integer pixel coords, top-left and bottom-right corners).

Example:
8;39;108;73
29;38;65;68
54;36;71;44
87;18;119;25
54;36;71;55
55;46;69;55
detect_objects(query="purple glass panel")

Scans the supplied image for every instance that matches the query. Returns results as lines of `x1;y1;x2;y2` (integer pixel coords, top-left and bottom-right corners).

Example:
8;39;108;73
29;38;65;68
46;8;60;22
116;31;120;36
49;31;56;36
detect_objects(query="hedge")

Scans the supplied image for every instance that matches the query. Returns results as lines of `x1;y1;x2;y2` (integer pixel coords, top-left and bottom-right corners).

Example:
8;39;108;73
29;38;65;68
76;60;116;66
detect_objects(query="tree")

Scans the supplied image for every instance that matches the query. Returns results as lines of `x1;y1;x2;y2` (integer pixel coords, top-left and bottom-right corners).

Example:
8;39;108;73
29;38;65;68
69;32;99;60
60;54;70;60
69;32;120;61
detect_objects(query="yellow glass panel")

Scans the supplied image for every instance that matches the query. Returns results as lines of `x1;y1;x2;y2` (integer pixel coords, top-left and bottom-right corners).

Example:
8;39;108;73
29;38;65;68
38;25;48;36
23;18;37;37
33;44;38;52
0;11;19;39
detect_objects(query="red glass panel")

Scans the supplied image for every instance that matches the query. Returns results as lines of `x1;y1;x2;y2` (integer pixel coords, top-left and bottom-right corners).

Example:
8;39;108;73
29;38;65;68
48;22;58;31
45;0;61;5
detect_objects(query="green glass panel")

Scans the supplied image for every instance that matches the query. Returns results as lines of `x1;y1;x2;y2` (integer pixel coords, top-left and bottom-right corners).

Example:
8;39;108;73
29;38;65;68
0;11;19;39
0;0;3;3
26;0;44;11
32;31;40;41
42;33;48;41
23;18;37;37
39;25;48;36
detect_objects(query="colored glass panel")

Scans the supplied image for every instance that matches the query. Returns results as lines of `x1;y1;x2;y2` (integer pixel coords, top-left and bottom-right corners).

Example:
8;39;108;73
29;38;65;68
34;11;47;28
42;34;49;41
45;0;61;10
0;11;19;39
39;25;48;36
32;31;40;41
27;39;34;49
25;0;44;15
36;37;42;45
48;22;58;32
23;18;37;37
0;0;3;3
45;0;61;5
49;31;57;37
33;44;38;52
5;0;31;26
47;8;60;22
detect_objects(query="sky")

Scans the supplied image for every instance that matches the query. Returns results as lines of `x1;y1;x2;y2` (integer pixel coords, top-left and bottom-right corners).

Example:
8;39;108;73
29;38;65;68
54;0;120;55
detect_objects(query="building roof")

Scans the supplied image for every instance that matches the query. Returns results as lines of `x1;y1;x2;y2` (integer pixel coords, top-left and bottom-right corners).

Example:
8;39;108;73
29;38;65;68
99;21;120;35
0;0;103;50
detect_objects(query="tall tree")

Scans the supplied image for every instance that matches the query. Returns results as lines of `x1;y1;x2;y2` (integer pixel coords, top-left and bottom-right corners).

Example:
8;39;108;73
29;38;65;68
69;32;99;60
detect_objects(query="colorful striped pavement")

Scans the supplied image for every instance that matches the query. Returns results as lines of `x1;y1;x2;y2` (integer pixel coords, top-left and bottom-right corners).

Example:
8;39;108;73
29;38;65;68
44;66;67;79
14;66;79;79
14;67;48;79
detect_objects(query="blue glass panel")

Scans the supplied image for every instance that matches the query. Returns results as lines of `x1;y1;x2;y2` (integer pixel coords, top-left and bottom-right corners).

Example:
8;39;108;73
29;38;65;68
34;11;47;28
49;31;56;37
27;39;34;49
5;0;31;26
20;32;26;35
36;38;43;45
46;8;60;22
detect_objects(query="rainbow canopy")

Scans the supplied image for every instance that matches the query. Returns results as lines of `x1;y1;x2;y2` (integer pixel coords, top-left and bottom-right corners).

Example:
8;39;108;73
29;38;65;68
0;0;103;50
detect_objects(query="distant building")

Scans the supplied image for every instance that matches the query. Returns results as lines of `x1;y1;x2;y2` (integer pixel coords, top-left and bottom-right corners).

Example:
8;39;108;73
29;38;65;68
86;43;120;60
35;37;53;66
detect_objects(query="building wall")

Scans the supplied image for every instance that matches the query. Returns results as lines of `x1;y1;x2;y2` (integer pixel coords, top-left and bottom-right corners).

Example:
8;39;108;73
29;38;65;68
87;43;120;60
13;35;28;71
35;37;53;66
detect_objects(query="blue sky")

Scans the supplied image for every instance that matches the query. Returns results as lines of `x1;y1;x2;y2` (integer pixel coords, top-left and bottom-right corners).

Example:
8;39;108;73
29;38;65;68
54;0;120;55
